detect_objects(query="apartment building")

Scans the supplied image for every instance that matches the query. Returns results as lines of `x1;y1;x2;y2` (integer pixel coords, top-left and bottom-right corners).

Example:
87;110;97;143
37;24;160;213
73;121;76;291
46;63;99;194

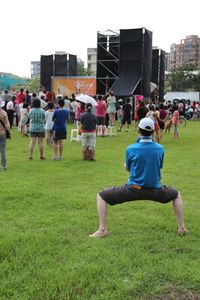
87;48;97;75
31;61;40;79
169;35;200;70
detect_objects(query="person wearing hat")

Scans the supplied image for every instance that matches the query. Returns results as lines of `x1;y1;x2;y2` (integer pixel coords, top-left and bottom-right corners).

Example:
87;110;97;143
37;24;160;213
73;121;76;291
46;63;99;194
0;98;11;171
89;117;187;238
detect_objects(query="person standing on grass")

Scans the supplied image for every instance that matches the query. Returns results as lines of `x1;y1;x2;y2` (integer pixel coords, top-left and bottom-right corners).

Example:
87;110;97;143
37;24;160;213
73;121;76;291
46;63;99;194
117;99;123;129
96;95;107;137
80;103;97;161
171;104;179;139
89;117;187;238
16;88;26;105
107;91;116;126
52;98;69;160
1;90;12;111
146;104;160;143
64;95;72;120
136;101;148;123
45;102;55;146
118;97;132;132
158;103;168;140
28;98;46;160
6;96;16;128
0;98;11;171
20;102;29;137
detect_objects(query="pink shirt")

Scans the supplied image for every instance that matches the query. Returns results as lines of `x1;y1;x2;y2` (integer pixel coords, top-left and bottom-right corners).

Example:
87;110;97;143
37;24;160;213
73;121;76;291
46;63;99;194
96;100;107;117
172;110;179;125
76;107;86;120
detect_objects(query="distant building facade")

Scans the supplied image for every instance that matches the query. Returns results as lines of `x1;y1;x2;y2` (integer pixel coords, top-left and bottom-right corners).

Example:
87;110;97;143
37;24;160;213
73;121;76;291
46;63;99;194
87;48;97;75
165;52;170;71
55;51;67;55
169;35;200;70
31;61;40;79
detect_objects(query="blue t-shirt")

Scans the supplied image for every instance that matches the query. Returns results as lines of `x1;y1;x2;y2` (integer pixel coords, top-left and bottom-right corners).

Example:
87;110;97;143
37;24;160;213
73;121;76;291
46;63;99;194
52;108;69;132
126;137;164;188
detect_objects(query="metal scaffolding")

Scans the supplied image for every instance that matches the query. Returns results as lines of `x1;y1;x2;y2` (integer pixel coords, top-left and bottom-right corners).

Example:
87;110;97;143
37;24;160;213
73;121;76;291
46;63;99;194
96;29;120;95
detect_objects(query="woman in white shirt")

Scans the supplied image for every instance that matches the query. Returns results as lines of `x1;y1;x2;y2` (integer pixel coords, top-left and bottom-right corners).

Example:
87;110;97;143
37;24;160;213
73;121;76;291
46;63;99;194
45;102;55;145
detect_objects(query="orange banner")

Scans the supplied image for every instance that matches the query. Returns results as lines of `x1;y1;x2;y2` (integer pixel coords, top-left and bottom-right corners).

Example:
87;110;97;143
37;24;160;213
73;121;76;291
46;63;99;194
52;77;96;97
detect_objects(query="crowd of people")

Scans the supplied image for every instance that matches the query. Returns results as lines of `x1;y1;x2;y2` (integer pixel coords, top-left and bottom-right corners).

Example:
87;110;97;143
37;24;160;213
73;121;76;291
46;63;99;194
0;87;195;170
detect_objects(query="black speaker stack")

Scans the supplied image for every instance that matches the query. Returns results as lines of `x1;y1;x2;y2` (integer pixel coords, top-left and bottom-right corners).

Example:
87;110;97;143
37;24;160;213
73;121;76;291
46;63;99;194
40;54;77;90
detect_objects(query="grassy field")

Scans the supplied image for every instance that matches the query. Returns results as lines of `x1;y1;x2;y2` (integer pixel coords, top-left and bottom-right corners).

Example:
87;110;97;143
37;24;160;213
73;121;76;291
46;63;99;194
0;121;200;300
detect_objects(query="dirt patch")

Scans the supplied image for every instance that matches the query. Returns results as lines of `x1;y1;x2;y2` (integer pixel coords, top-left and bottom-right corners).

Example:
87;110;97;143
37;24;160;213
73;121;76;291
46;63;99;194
152;286;200;300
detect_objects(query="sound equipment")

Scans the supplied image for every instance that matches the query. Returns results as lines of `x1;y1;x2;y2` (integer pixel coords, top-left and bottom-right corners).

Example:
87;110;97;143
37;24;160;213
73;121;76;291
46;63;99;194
40;55;53;90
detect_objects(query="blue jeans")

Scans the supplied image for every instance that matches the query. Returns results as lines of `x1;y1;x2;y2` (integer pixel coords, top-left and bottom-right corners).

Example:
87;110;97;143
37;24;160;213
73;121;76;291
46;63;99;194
0;133;6;168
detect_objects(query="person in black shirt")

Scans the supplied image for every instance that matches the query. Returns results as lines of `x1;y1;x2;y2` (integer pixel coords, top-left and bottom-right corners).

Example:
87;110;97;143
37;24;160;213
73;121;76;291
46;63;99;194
118;97;132;132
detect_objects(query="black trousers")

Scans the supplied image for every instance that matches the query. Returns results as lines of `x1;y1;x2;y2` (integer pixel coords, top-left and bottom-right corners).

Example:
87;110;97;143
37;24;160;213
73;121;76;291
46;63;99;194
7;110;14;128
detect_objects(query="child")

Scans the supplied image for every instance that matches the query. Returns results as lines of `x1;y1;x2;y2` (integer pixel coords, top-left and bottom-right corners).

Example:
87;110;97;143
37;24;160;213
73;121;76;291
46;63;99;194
146;104;160;143
45;102;54;146
171;105;179;139
20;102;29;137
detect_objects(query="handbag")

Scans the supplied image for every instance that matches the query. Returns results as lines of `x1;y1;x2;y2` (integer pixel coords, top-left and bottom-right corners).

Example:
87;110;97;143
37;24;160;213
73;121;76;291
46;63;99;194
0;119;11;139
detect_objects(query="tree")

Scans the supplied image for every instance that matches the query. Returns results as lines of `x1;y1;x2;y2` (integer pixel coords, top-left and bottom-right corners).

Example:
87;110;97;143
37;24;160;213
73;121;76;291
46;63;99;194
25;77;40;92
168;64;199;91
14;77;40;92
191;72;200;91
77;64;93;76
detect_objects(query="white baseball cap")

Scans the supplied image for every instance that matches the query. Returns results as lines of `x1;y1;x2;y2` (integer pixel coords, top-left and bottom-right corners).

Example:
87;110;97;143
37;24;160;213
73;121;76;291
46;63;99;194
138;117;155;131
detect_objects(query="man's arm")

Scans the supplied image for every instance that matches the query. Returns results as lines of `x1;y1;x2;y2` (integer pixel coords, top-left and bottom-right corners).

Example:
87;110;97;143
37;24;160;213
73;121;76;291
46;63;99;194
124;163;129;172
125;148;132;172
160;152;164;169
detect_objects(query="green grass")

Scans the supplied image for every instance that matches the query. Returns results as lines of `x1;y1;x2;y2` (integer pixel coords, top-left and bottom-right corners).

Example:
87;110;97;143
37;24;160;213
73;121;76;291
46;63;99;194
0;122;200;300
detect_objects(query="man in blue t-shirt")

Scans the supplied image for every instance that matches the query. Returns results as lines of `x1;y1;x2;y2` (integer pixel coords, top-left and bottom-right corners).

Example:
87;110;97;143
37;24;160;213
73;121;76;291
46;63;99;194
89;118;187;238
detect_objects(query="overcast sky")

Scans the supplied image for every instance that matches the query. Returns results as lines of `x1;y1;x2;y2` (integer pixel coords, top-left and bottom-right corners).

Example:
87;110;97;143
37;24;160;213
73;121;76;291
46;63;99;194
1;0;199;78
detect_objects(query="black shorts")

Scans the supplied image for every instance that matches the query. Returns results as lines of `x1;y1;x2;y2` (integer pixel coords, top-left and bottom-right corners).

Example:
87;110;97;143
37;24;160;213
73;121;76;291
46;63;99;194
97;117;105;126
122;115;131;125
29;131;45;138
99;184;178;205
53;130;67;141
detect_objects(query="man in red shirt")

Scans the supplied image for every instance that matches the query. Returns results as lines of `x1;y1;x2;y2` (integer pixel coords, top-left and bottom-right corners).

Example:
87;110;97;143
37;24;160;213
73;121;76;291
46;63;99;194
16;88;26;104
45;89;54;102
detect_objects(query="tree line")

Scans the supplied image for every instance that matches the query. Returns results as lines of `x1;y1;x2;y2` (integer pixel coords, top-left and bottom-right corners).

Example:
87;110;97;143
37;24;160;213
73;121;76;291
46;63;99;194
167;64;200;91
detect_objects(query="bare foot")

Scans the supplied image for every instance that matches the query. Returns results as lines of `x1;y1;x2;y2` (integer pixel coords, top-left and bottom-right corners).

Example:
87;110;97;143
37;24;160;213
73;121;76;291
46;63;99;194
178;227;188;236
89;230;108;238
